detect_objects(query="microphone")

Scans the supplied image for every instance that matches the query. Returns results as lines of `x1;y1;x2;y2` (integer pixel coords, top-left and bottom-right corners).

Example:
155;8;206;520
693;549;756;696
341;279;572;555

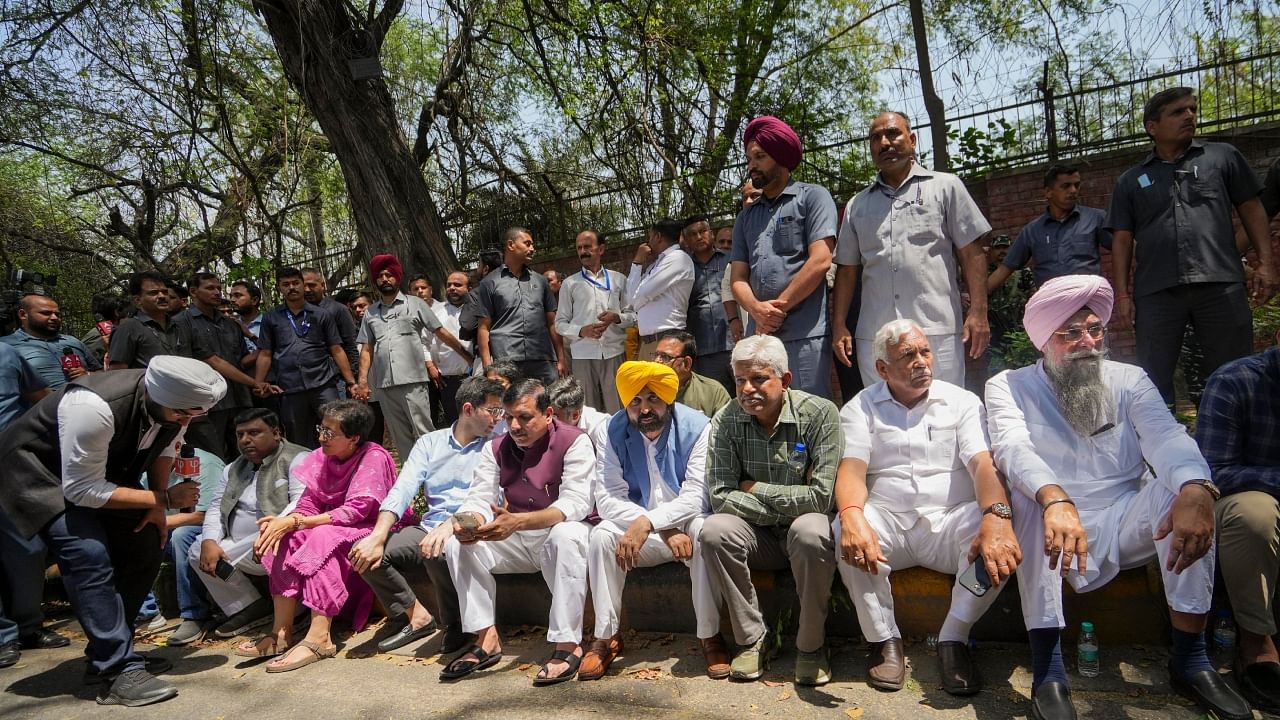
174;444;200;513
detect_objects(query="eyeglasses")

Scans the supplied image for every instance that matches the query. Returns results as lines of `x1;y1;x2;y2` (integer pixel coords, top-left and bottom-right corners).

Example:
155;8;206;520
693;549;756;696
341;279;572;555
652;351;689;364
480;405;506;419
1053;323;1106;344
315;424;343;441
174;408;208;420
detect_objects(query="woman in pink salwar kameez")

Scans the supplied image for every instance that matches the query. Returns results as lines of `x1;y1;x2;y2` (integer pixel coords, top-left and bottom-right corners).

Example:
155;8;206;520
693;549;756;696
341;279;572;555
234;399;405;672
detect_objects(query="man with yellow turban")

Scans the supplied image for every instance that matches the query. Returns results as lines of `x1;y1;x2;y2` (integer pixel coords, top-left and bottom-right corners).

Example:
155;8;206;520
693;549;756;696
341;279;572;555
986;275;1249;720
579;362;724;681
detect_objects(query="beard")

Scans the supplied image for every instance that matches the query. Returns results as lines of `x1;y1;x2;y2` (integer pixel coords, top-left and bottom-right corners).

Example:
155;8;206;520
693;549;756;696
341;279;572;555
632;407;668;434
1043;347;1115;437
378;282;397;294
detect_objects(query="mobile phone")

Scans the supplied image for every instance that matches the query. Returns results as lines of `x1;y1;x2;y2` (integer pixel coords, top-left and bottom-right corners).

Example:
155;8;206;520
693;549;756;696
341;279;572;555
452;512;480;532
958;556;992;597
215;559;236;580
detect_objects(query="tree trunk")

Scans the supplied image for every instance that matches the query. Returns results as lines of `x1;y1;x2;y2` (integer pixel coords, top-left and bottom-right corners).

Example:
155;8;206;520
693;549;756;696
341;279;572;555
909;0;949;170
252;1;458;289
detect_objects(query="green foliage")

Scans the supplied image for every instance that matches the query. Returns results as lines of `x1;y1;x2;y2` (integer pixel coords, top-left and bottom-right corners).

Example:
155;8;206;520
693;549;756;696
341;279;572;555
947;119;1021;171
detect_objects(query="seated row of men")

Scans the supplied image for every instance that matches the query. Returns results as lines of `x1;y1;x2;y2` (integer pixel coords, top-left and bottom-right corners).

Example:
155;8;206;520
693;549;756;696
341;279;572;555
1;275;1268;720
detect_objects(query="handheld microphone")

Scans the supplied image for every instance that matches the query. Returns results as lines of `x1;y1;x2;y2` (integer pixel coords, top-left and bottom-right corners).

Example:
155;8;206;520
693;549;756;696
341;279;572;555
174;444;200;513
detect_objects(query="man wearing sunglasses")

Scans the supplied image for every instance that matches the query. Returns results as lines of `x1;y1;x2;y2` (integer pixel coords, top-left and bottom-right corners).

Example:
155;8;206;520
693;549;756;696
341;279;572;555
0;355;227;707
349;376;507;657
986;275;1249;720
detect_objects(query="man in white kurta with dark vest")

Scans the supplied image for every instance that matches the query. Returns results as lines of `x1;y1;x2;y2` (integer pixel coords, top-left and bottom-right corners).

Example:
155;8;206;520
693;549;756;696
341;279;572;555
580;362;723;681
191;408;306;640
0;356;226;707
986;275;1250;720
442;379;595;685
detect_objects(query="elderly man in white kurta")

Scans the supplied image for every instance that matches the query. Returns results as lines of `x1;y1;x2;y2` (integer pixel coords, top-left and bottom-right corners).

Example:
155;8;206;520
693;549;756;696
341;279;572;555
835;319;1019;696
985;274;1250;720
581;362;723;681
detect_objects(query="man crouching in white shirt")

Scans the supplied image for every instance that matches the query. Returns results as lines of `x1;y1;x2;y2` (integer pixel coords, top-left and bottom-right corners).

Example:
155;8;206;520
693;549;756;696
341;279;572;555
986;274;1250;720
835;319;1019;694
580;361;724;681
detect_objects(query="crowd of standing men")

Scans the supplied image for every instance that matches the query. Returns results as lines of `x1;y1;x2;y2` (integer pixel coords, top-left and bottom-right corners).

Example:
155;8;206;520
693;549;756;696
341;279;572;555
0;85;1278;719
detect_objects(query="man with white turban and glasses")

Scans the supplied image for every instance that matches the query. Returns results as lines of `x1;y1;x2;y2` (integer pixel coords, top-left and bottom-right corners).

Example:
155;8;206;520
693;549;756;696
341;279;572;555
985;275;1250;720
0;355;227;707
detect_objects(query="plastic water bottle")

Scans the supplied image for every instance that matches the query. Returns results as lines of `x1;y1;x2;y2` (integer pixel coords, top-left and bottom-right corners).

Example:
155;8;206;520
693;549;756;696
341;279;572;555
1213;610;1236;652
1078;622;1100;677
787;443;807;476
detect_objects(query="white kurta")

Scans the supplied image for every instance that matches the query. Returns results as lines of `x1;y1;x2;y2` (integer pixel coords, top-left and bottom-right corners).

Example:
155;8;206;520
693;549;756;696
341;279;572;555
986;359;1214;628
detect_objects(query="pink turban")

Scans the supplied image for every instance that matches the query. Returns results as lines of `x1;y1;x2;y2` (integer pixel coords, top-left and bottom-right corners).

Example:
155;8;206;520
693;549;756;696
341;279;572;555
369;254;404;284
743;116;802;171
1022;274;1115;350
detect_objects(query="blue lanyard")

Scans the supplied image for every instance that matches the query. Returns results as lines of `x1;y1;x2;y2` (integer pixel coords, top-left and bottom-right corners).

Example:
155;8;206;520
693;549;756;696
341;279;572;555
286;308;311;337
581;268;611;292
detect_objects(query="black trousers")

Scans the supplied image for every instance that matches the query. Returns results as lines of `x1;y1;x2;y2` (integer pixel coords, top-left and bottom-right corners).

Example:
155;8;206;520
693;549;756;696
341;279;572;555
438;375;466;427
515;360;558;386
359;526;461;630
182;407;243;462
42;505;162;676
1135;281;1252;406
279;383;340;449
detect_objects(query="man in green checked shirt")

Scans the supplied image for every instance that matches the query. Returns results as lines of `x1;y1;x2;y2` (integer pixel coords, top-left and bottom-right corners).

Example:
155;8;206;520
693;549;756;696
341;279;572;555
699;334;842;686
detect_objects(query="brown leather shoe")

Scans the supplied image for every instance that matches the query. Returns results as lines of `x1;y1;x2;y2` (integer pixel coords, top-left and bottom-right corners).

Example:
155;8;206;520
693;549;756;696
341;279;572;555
867;637;906;691
937;641;981;695
700;634;731;679
577;636;623;681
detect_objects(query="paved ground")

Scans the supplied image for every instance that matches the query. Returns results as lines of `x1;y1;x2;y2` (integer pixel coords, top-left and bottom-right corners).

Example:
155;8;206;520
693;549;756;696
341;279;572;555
0;613;1263;719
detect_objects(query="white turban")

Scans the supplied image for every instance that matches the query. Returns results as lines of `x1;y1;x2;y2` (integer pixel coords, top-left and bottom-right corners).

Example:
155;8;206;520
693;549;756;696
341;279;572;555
144;355;227;411
1022;275;1115;350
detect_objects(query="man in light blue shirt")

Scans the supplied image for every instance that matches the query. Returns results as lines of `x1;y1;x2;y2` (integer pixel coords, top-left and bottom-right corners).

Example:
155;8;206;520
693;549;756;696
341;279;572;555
349;376;507;656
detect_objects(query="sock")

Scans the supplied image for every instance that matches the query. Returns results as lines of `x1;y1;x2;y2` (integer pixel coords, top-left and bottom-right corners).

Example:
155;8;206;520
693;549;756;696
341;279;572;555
1170;628;1214;677
1029;627;1068;691
938;614;974;644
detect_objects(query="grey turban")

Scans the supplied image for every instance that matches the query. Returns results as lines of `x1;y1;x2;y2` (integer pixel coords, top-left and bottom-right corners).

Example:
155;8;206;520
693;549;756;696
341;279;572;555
144;355;227;411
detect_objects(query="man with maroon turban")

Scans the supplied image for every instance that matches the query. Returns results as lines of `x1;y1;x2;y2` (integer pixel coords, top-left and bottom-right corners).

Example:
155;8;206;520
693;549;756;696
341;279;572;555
985;274;1249;720
728;116;838;397
352;254;472;459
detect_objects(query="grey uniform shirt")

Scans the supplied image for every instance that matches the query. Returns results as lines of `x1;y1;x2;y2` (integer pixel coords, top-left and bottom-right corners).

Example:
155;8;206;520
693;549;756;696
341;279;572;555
357;292;442;388
1107;140;1262;298
836;162;991;339
688;250;732;356
473;264;557;362
108;314;190;368
730;179;838;342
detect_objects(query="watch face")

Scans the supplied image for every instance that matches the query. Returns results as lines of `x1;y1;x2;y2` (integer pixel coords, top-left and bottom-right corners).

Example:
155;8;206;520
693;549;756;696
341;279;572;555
987;503;1013;519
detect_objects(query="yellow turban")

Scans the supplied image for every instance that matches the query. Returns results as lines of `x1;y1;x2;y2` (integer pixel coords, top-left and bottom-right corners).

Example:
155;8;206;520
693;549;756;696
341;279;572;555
615;361;679;407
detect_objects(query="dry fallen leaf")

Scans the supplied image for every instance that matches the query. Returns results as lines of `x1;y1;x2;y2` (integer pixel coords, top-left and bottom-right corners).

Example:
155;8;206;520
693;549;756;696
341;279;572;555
776;690;791;701
844;708;865;719
517;662;533;671
624;666;664;680
762;680;784;687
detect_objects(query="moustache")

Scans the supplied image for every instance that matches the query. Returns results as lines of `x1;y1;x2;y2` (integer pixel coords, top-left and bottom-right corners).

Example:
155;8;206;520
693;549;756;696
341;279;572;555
910;368;932;380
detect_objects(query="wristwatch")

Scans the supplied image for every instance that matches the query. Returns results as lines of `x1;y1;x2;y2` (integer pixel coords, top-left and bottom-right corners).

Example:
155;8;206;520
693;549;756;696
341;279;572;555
1182;480;1222;501
982;502;1013;520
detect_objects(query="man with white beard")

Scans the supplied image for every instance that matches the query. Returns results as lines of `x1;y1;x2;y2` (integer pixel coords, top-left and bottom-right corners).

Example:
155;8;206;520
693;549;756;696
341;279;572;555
985;274;1250;720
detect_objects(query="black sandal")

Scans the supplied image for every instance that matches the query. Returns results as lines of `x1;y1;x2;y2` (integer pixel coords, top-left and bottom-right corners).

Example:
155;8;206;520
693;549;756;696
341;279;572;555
440;644;502;680
533;648;582;686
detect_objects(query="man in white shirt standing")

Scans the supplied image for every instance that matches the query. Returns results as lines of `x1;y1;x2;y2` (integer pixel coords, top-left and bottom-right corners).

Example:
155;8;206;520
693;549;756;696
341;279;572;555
428;271;477;426
555;229;634;414
835;319;1019;695
580;362;725;680
627;219;695;361
986;274;1250;720
441;379;596;685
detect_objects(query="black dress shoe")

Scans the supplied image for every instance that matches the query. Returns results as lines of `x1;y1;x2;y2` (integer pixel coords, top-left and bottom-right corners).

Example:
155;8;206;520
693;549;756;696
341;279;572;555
1169;666;1252;720
20;628;70;649
1236;660;1280;713
0;642;20;668
867;637;906;690
1030;681;1077;720
937;641;981;696
376;618;438;652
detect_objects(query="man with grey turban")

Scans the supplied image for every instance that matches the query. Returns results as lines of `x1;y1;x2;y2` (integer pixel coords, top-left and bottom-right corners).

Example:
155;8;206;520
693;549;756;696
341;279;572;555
985;275;1249;720
0;355;226;707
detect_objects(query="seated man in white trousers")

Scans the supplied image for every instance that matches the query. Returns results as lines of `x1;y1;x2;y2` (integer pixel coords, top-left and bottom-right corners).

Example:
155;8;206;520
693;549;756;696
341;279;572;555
835;319;1019;695
986;274;1250;720
581;361;722;681
442;379;596;685
192;409;306;638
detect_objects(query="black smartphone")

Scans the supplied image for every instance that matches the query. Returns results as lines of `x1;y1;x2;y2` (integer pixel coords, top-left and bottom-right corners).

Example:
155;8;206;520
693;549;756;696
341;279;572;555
214;559;236;580
958;556;992;597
